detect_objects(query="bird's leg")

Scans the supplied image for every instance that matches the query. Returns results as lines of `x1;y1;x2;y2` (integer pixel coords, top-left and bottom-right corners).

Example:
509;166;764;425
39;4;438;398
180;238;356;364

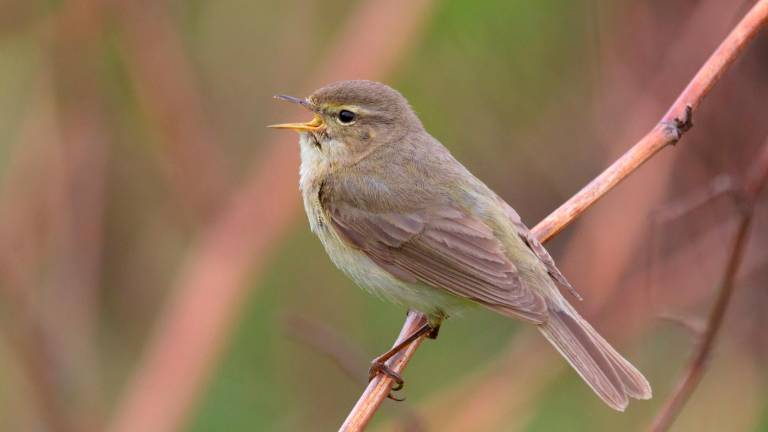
368;322;435;400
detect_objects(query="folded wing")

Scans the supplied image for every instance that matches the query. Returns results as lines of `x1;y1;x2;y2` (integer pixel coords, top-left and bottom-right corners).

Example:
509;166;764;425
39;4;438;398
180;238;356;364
327;204;547;322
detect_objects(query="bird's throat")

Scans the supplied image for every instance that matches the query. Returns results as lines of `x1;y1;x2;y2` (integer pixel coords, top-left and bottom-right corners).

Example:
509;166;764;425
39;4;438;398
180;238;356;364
298;133;330;196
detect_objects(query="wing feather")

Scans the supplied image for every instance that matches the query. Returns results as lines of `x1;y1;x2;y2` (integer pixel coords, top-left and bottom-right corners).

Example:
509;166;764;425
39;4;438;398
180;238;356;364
496;196;582;300
328;204;547;322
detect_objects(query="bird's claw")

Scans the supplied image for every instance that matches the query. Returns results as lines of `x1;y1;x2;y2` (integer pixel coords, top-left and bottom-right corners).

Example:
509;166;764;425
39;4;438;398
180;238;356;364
369;361;406;401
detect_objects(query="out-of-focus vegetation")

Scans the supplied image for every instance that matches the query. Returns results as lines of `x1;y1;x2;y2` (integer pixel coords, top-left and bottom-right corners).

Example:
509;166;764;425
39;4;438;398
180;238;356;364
0;0;767;431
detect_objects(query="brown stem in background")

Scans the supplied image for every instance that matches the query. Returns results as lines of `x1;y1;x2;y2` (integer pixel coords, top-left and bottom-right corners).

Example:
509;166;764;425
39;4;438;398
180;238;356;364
0;0;110;430
649;140;768;432
341;1;768;430
113;0;231;221
48;1;111;429
107;1;436;432
0;75;74;432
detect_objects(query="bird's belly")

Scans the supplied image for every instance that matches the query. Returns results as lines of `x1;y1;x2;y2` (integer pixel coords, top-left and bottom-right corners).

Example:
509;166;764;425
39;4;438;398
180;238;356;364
306;203;470;317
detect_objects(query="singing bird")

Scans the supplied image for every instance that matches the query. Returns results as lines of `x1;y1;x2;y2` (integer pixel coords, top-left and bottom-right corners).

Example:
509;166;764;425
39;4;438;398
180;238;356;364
270;80;651;410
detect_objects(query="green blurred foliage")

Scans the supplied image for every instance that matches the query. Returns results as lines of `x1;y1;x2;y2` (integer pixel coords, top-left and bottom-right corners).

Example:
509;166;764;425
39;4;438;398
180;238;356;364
1;0;767;431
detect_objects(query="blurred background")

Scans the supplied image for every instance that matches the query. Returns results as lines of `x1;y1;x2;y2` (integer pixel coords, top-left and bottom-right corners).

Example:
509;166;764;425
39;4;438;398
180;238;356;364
0;0;767;431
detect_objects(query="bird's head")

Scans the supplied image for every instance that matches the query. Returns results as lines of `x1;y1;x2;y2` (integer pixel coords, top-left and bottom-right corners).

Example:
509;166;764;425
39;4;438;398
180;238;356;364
269;80;423;164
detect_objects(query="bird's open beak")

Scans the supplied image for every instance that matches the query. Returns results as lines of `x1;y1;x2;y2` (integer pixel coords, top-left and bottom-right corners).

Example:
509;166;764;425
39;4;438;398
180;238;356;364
268;115;323;132
268;95;324;132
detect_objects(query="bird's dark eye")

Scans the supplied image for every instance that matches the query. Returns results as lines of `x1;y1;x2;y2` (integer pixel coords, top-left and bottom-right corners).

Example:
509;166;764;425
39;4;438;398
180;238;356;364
337;110;356;124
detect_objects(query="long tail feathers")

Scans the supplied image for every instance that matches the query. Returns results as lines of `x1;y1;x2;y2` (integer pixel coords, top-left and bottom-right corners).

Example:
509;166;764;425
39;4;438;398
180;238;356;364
537;303;652;411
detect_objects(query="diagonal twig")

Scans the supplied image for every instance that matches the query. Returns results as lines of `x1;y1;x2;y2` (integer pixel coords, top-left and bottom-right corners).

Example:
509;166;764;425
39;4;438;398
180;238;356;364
340;1;768;430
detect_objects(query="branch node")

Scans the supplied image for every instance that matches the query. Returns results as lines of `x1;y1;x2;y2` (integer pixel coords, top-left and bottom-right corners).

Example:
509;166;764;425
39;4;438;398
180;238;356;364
662;104;694;144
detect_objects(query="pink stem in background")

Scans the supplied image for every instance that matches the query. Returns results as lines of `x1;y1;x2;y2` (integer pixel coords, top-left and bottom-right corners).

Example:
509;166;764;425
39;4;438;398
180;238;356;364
114;0;231;221
107;1;436;432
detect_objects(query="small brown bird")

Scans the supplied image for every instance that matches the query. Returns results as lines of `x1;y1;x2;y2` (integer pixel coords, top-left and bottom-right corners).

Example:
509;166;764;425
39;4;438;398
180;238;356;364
270;80;651;410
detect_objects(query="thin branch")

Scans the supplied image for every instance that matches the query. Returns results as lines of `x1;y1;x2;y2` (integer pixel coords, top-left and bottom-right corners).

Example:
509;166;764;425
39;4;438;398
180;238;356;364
340;314;429;431
107;1;436;432
649;139;768;432
535;0;768;243
283;315;427;431
555;0;743;324
340;1;768;430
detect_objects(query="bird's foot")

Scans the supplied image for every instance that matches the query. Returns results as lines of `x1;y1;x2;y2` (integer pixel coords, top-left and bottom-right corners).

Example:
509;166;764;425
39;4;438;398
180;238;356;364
366;317;441;401
369;360;405;401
